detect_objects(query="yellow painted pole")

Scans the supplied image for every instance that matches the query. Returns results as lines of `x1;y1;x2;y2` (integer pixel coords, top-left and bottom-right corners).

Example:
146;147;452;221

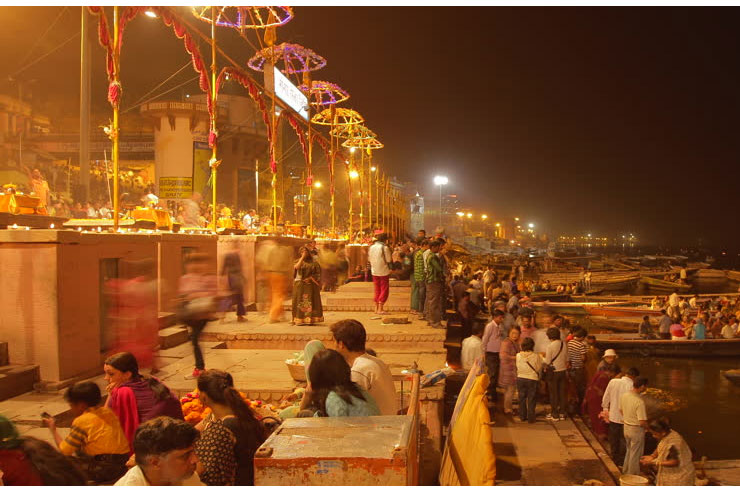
358;147;364;237
330;106;336;236
209;6;218;233
112;6;120;232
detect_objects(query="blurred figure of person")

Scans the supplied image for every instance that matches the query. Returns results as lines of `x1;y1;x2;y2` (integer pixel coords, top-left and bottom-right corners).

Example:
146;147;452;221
319;243;340;292
292;245;324;325
221;243;247;323
411;240;428;317
0;415;43;485
256;239;292;323
115;417;203;486
178;252;218;377
368;233;393;316
544;327;569;421
567;327;588;411
182;192;202;227
337;246;350;287
458;290;479;336
658;309;672;339
43;382;130;483
241;209;257;231
300;349;380;417
104;352;183;448
601;367;639;469
481;309;506;405
584;335;601;383
641;418;696;486
107;259;159;371
424;241;445;329
195;371;264;485
25;166;50;208
638;315;653;339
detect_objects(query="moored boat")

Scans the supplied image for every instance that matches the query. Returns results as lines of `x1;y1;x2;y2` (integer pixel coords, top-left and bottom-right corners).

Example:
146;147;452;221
639;276;692;291
693;269;727;280
727;271;740;282
722;369;740;386
585;302;661;318
593;337;740;357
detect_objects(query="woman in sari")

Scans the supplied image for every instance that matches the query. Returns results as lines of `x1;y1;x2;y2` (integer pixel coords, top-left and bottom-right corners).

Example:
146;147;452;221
292;246;324;325
581;364;620;441
498;327;521;415
641;418;695;486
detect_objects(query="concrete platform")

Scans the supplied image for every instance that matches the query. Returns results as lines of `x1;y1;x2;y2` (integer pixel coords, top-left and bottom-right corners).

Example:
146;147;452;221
296;281;412;312
200;311;446;351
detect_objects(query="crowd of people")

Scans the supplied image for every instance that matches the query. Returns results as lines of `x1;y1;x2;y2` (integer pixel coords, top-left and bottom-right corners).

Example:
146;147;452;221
446;257;698;485
0;314;398;486
645;293;740;340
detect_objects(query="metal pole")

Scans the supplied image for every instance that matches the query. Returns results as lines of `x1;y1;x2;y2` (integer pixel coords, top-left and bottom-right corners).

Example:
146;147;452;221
210;6;218;233
438;184;442;228
79;7;91;202
255;158;259;217
112;6;120;231
368;150;373;231
330;105;336;236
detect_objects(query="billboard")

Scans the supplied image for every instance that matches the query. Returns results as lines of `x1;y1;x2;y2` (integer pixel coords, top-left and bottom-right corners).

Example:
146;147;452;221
274;66;309;121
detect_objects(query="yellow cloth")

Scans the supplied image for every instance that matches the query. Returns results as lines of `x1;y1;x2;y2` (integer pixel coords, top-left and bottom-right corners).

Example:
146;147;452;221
439;372;496;486
59;407;130;457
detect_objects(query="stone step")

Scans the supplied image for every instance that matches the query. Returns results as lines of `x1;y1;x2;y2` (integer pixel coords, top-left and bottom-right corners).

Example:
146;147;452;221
0;342;8;366
0;364;40;401
159;326;190;349
158;311;177;330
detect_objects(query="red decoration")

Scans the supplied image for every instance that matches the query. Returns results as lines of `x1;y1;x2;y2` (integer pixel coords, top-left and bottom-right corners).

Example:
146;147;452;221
208;130;218;148
108;81;122;108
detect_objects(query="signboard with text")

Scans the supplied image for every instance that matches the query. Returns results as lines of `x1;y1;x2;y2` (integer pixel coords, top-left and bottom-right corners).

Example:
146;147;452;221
273;66;309;121
159;177;192;199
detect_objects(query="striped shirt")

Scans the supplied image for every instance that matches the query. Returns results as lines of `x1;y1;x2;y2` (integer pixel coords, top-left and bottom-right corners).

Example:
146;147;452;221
413;249;426;282
567;339;587;369
59;406;130;457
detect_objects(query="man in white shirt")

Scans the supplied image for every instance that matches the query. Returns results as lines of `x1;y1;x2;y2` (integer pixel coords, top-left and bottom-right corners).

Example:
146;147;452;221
115;417;203;486
620;377;649;475
461;324;484;371
330;319;398;415
544;327;569;420
721;316;738;339
368;233;393;316
601;367;638;469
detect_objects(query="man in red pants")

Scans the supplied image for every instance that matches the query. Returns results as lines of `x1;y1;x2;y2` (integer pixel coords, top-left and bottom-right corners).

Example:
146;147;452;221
368;233;392;317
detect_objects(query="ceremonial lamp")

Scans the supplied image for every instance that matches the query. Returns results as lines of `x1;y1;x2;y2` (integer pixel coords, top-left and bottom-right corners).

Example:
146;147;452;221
299;80;350;236
311;107;364;238
338;125;376;237
249;42;326;233
192;6;295;232
343;135;383;238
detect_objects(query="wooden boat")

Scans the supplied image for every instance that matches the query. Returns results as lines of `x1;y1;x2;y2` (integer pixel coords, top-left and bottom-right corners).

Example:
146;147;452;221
727;271;740;282
538;271;640;290
721;369;740;386
639;276;692;291
585;302;661;318
530;301;599;316
593;337;740;357
588;316;658;333
693;269;727;280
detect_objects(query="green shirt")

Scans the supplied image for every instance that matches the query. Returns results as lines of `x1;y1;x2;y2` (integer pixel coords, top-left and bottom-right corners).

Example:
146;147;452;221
413;249;426;282
426;253;444;283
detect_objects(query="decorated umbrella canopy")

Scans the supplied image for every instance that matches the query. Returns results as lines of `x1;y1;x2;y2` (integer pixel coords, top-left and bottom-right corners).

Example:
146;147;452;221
191;6;294;29
331;123;376;140
298;80;350;107
248;42;326;75
311;107;364;127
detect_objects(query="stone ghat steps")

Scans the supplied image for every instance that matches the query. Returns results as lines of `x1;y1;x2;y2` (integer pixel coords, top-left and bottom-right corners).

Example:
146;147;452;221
201;329;445;351
0;364;41;401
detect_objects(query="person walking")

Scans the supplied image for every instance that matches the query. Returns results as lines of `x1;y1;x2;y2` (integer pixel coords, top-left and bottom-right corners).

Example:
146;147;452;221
620;376;649;475
368;233;393;317
499;327;521;415
221;243;247;323
544;327;569;421
291;246;324;325
423;241;445;329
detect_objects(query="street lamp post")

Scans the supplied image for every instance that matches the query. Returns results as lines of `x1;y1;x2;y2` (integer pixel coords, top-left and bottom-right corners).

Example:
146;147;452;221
433;175;448;230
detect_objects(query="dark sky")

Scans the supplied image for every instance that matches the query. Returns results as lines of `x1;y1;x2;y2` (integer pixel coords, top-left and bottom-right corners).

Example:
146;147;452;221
2;6;740;248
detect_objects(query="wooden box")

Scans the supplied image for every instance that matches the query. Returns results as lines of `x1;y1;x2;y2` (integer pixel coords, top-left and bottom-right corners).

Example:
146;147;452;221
254;415;418;486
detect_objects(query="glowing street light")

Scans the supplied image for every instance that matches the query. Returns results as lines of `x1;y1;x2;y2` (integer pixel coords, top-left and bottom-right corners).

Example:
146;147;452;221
349;169;359;179
350;147;356;154
433;175;449;229
481;214;488;219
514;217;520;221
495;222;501;227
144;10;158;18
313;181;322;189
456;211;464;217
466;212;472;218
370;166;376;172
528;223;535;228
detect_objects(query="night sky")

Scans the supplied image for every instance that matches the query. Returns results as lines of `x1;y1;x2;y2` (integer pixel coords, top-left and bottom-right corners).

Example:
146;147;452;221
2;6;740;248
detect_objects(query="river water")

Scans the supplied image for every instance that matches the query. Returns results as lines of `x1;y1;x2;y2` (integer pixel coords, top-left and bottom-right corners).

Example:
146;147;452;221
611;355;740;460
